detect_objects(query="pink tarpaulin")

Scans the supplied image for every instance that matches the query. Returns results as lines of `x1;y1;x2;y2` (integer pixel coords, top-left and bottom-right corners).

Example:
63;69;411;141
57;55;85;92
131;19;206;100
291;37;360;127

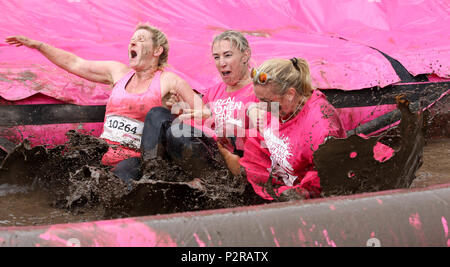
0;0;449;105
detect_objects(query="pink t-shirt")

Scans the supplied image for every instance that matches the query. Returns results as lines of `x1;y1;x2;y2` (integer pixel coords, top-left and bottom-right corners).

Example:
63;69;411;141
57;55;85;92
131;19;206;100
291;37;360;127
100;70;163;166
240;90;346;200
201;82;258;151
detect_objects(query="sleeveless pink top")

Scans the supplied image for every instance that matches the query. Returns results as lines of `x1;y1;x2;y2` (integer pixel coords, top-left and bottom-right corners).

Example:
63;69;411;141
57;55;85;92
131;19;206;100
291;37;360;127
100;70;162;166
104;70;162;121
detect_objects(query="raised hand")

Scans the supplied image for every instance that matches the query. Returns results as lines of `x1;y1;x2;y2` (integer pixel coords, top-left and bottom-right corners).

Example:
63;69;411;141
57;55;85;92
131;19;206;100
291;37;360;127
5;35;41;49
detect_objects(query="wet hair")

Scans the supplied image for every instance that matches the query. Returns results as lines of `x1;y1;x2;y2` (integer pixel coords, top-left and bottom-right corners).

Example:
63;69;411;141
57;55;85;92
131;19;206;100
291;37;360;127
212;30;251;64
135;23;169;69
255;57;313;97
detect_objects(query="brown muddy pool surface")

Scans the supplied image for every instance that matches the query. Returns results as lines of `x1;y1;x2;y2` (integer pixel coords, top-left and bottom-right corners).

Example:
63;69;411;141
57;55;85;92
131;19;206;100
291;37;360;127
0;138;449;227
0;186;104;226
410;138;450;188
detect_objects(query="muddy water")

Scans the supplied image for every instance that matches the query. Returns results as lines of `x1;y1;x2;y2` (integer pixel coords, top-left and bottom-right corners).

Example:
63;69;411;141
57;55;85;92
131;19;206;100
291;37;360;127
0;137;448;227
0;185;104;226
410;138;450;188
0;130;254;227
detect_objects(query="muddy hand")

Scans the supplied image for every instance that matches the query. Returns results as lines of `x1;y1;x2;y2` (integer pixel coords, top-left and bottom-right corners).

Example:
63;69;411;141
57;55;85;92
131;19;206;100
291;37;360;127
5;35;41;49
217;142;241;176
187;178;205;191
217;136;234;153
215;121;238;151
247;102;267;132
167;90;189;116
166;90;181;109
177;107;211;121
177;108;198;120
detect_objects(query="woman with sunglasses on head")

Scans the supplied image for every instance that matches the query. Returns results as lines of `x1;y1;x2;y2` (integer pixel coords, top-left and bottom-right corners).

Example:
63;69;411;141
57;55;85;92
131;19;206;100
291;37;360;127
218;57;346;201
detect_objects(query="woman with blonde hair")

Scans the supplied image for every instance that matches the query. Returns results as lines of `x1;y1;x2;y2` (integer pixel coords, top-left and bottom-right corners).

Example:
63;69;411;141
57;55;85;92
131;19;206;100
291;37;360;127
219;57;346;201
141;30;259;180
6;23;204;181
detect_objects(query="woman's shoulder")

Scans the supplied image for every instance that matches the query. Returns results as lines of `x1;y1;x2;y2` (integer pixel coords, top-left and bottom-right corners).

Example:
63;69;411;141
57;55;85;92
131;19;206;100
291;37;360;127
306;91;345;138
207;81;227;92
203;82;227;101
159;70;178;80
306;90;336;112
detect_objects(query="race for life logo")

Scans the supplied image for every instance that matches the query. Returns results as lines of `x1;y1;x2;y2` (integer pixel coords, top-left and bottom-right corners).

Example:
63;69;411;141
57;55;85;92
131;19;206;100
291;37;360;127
263;128;298;186
213;97;243;128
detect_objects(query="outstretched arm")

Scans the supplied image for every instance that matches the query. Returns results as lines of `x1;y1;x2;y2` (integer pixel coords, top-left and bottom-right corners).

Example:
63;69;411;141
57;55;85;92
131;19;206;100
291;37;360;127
5;35;129;86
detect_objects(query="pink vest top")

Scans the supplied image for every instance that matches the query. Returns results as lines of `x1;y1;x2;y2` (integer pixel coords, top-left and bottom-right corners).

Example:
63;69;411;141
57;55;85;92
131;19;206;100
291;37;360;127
100;70;162;148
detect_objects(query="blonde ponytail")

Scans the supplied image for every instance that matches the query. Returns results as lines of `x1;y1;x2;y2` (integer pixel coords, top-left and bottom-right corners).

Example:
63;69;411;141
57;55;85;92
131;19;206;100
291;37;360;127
256;57;313;97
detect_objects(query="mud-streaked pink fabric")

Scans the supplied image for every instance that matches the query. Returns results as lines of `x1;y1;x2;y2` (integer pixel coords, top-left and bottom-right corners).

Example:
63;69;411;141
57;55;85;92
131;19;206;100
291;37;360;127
1;0;449;106
240;90;346;200
101;139;141;167
337;105;397;132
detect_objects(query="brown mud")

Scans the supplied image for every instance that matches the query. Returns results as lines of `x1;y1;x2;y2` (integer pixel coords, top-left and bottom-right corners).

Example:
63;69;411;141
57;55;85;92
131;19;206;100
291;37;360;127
0;95;448;227
314;95;426;196
410;138;450;188
0;130;262;225
313;94;448;197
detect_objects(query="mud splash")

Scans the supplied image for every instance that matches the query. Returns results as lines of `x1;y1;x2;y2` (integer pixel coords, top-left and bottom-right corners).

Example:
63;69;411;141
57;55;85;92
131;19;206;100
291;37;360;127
410;138;450;188
0;130;261;222
64;157;254;218
314;94;426;196
0;131;109;203
0;95;447;226
425;94;449;138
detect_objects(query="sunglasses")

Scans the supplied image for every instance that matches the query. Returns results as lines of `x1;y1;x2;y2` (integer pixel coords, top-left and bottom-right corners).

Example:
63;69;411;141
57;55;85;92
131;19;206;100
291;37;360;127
251;68;273;85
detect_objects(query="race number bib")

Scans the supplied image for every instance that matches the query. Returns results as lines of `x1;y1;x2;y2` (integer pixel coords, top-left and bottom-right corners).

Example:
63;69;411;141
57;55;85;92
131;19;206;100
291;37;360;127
100;115;144;148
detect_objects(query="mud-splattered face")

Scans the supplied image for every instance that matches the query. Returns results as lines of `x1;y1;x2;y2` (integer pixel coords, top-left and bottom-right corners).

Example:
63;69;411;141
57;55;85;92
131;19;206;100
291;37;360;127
128;29;158;70
212;40;249;86
253;84;293;117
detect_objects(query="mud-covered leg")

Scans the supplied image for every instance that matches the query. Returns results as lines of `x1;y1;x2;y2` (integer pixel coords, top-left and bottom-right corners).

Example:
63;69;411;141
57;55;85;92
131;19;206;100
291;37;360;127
112;157;142;184
165;122;219;179
140;107;175;161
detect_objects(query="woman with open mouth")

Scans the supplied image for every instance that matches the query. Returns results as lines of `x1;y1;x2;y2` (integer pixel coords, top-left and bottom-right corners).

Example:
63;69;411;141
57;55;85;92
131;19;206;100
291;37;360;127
5;23;205;178
138;30;259;184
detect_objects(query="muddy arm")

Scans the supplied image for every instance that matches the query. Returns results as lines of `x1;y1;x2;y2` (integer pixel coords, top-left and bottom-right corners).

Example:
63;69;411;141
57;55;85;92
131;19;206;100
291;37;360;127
5;35;129;86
